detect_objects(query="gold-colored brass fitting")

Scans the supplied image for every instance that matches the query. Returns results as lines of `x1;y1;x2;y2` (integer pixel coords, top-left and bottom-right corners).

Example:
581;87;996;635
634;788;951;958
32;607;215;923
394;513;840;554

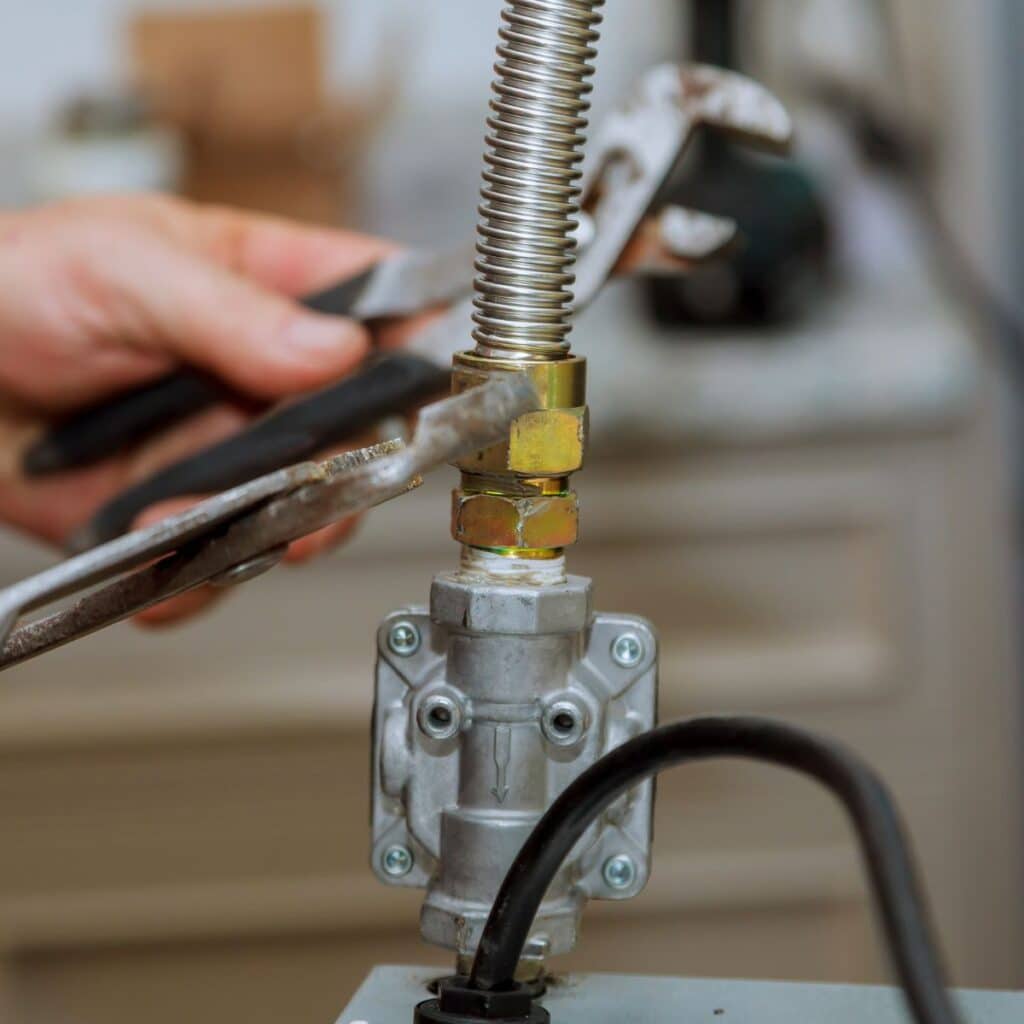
453;354;587;479
509;408;587;476
452;492;580;551
451;352;588;554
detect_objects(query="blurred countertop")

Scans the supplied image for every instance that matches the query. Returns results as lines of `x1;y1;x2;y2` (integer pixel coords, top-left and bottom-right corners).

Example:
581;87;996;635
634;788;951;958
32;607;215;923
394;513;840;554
579;274;978;451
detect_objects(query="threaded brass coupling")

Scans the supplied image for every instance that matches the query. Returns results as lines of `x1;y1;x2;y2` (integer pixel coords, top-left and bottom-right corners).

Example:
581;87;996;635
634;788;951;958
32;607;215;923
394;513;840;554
451;352;588;555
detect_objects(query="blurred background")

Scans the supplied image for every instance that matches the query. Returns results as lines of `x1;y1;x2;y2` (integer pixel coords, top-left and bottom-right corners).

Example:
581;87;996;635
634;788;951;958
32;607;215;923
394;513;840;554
0;1;1022;1022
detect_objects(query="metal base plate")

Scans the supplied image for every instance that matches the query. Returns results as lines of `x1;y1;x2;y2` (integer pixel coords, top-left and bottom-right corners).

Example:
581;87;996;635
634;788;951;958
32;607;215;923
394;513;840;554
337;966;1023;1024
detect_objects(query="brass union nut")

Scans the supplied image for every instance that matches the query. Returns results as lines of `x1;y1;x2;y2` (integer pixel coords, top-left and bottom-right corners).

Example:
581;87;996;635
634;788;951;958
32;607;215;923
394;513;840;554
455;404;588;478
454;401;589;477
452;492;580;550
509;407;587;476
453;354;588;479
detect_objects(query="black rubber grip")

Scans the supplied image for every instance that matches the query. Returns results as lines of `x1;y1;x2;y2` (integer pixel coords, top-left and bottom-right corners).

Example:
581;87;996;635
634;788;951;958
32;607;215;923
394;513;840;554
22;267;380;478
22;373;224;477
76;352;450;550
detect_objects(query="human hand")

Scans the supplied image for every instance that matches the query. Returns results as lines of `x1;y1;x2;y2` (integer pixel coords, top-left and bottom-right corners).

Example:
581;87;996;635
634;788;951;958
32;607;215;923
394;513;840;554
0;194;398;624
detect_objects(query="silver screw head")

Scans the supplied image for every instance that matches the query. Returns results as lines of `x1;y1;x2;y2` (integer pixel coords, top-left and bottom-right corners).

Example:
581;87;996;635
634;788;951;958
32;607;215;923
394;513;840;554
611;632;644;669
417;694;463;741
388;620;421;657
603;854;638;891
381;844;414;878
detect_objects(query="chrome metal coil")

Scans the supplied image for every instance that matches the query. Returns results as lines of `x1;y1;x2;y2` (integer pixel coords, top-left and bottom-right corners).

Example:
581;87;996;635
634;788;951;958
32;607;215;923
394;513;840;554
473;0;604;362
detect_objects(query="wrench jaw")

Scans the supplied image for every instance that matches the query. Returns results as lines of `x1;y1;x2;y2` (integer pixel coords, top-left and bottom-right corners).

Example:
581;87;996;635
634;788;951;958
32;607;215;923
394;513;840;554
0;379;539;672
664;62;793;153
613;206;740;279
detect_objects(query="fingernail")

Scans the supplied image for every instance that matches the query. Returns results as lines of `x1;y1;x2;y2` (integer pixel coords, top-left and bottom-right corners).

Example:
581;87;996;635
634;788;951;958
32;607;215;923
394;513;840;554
282;313;363;356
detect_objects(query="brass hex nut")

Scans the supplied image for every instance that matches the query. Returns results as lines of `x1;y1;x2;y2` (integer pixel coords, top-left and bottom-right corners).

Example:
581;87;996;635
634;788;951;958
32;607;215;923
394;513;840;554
452;354;588;479
509;407;587;476
455;406;588;478
452;492;580;550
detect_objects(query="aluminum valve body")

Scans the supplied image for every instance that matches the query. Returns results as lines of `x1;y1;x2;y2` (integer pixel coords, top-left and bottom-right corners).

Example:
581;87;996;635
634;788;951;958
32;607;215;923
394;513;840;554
371;560;657;960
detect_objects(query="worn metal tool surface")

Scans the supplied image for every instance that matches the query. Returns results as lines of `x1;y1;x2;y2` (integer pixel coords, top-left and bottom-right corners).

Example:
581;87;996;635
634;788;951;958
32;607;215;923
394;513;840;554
0;375;538;671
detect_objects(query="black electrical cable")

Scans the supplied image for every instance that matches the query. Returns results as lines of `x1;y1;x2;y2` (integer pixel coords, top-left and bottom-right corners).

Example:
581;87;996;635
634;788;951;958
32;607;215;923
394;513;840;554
467;716;963;1024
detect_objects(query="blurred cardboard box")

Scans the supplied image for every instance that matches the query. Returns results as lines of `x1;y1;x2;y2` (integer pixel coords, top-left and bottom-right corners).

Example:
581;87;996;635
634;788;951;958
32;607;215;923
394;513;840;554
130;4;370;224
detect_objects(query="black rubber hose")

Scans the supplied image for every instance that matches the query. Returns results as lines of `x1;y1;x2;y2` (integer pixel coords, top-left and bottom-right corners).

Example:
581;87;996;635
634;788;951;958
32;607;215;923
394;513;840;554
468;716;963;1024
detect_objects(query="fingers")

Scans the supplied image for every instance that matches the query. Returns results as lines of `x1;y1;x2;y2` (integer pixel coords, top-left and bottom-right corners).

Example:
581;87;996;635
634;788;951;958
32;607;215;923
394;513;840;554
285;516;361;563
134;585;225;628
0;196;402;631
90;231;372;400
127;496;218;626
35;194;397;302
0;197;383;411
130;496;362;626
0;404;247;546
189;204;398;297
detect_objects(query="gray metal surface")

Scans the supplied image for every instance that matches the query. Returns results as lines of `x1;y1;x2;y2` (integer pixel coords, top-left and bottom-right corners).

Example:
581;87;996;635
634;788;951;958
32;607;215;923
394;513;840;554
338;966;1024;1024
0;376;538;671
371;571;657;958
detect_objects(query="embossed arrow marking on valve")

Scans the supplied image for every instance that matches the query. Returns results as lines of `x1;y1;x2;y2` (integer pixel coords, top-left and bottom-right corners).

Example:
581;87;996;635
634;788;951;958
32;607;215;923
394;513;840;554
492;725;511;804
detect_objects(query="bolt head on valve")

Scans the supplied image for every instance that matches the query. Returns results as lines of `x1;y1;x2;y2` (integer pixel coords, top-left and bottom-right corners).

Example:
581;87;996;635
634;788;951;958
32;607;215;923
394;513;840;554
612;632;645;669
603;854;639;891
382;844;415;878
388;621;422;658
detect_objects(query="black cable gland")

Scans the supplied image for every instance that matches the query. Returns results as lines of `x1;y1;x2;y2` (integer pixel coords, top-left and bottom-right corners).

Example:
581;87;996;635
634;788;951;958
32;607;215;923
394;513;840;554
414;977;549;1024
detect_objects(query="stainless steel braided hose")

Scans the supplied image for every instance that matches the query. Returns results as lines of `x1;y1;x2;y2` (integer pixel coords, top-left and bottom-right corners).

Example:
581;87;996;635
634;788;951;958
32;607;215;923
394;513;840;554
472;0;605;362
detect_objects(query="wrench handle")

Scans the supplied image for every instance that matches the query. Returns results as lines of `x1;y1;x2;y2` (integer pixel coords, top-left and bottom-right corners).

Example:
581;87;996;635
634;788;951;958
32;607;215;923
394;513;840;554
22;267;380;478
74;352;450;551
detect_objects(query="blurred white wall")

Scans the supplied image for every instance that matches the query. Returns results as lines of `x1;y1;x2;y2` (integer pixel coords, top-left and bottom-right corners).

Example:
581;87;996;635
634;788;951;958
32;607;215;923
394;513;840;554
0;0;1015;298
0;1;684;237
0;0;683;130
1007;0;1024;317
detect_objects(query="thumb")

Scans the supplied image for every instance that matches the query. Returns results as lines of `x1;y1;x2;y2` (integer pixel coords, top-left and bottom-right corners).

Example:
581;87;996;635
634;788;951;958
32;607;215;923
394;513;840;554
115;233;370;399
